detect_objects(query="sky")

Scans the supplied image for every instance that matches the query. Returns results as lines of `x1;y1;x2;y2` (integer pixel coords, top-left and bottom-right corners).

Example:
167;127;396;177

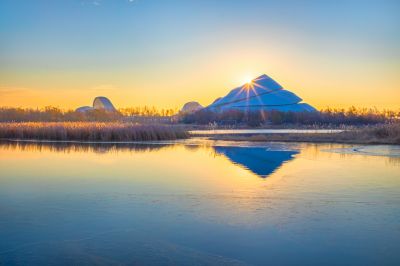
0;0;399;110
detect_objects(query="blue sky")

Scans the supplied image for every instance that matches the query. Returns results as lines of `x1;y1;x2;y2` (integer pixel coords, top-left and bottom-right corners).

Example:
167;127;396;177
1;0;399;109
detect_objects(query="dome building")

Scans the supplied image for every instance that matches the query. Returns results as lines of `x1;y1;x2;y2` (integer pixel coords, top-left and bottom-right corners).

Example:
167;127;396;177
75;96;117;113
93;97;116;112
75;106;93;113
181;101;203;114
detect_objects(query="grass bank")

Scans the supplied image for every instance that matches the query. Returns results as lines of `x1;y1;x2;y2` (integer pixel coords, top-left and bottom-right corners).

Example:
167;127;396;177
208;123;400;145
0;122;189;142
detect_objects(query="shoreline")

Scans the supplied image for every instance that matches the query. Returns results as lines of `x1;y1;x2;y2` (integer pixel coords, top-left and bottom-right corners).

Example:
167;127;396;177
2;134;399;146
203;131;400;145
1;122;399;145
206;135;399;145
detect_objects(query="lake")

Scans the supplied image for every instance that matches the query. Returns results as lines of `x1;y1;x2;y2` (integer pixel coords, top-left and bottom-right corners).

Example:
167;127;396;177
0;140;399;265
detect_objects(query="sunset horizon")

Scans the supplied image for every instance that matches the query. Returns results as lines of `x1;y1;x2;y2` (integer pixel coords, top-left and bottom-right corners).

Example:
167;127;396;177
1;70;399;111
1;0;399;110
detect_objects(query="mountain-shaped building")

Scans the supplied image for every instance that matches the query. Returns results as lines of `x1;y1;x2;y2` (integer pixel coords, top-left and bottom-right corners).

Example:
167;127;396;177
207;74;316;112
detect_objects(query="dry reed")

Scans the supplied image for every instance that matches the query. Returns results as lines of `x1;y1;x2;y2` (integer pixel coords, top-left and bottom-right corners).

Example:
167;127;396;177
0;122;189;141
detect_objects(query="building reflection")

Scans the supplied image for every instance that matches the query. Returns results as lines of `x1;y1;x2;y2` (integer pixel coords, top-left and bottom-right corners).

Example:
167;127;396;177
214;146;298;178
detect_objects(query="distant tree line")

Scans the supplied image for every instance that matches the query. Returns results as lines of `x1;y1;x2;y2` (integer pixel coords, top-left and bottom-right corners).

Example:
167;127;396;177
180;107;400;127
1;106;399;126
119;106;178;117
0;106;178;122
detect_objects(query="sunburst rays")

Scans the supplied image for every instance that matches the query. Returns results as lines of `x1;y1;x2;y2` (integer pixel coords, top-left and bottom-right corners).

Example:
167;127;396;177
233;77;269;120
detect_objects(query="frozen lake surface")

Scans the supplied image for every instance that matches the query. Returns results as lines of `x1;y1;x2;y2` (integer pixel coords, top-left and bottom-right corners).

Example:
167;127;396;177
189;129;344;135
0;140;399;265
326;145;400;158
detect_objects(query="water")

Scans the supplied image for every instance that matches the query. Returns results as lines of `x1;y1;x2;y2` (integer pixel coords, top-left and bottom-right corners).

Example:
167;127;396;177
0;140;399;265
189;129;344;135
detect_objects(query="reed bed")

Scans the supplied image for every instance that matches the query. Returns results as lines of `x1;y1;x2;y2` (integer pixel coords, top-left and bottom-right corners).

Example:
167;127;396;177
210;123;400;145
0;122;189;142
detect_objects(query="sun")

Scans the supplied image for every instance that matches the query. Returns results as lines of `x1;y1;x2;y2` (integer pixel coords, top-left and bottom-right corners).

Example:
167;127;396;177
242;76;253;85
